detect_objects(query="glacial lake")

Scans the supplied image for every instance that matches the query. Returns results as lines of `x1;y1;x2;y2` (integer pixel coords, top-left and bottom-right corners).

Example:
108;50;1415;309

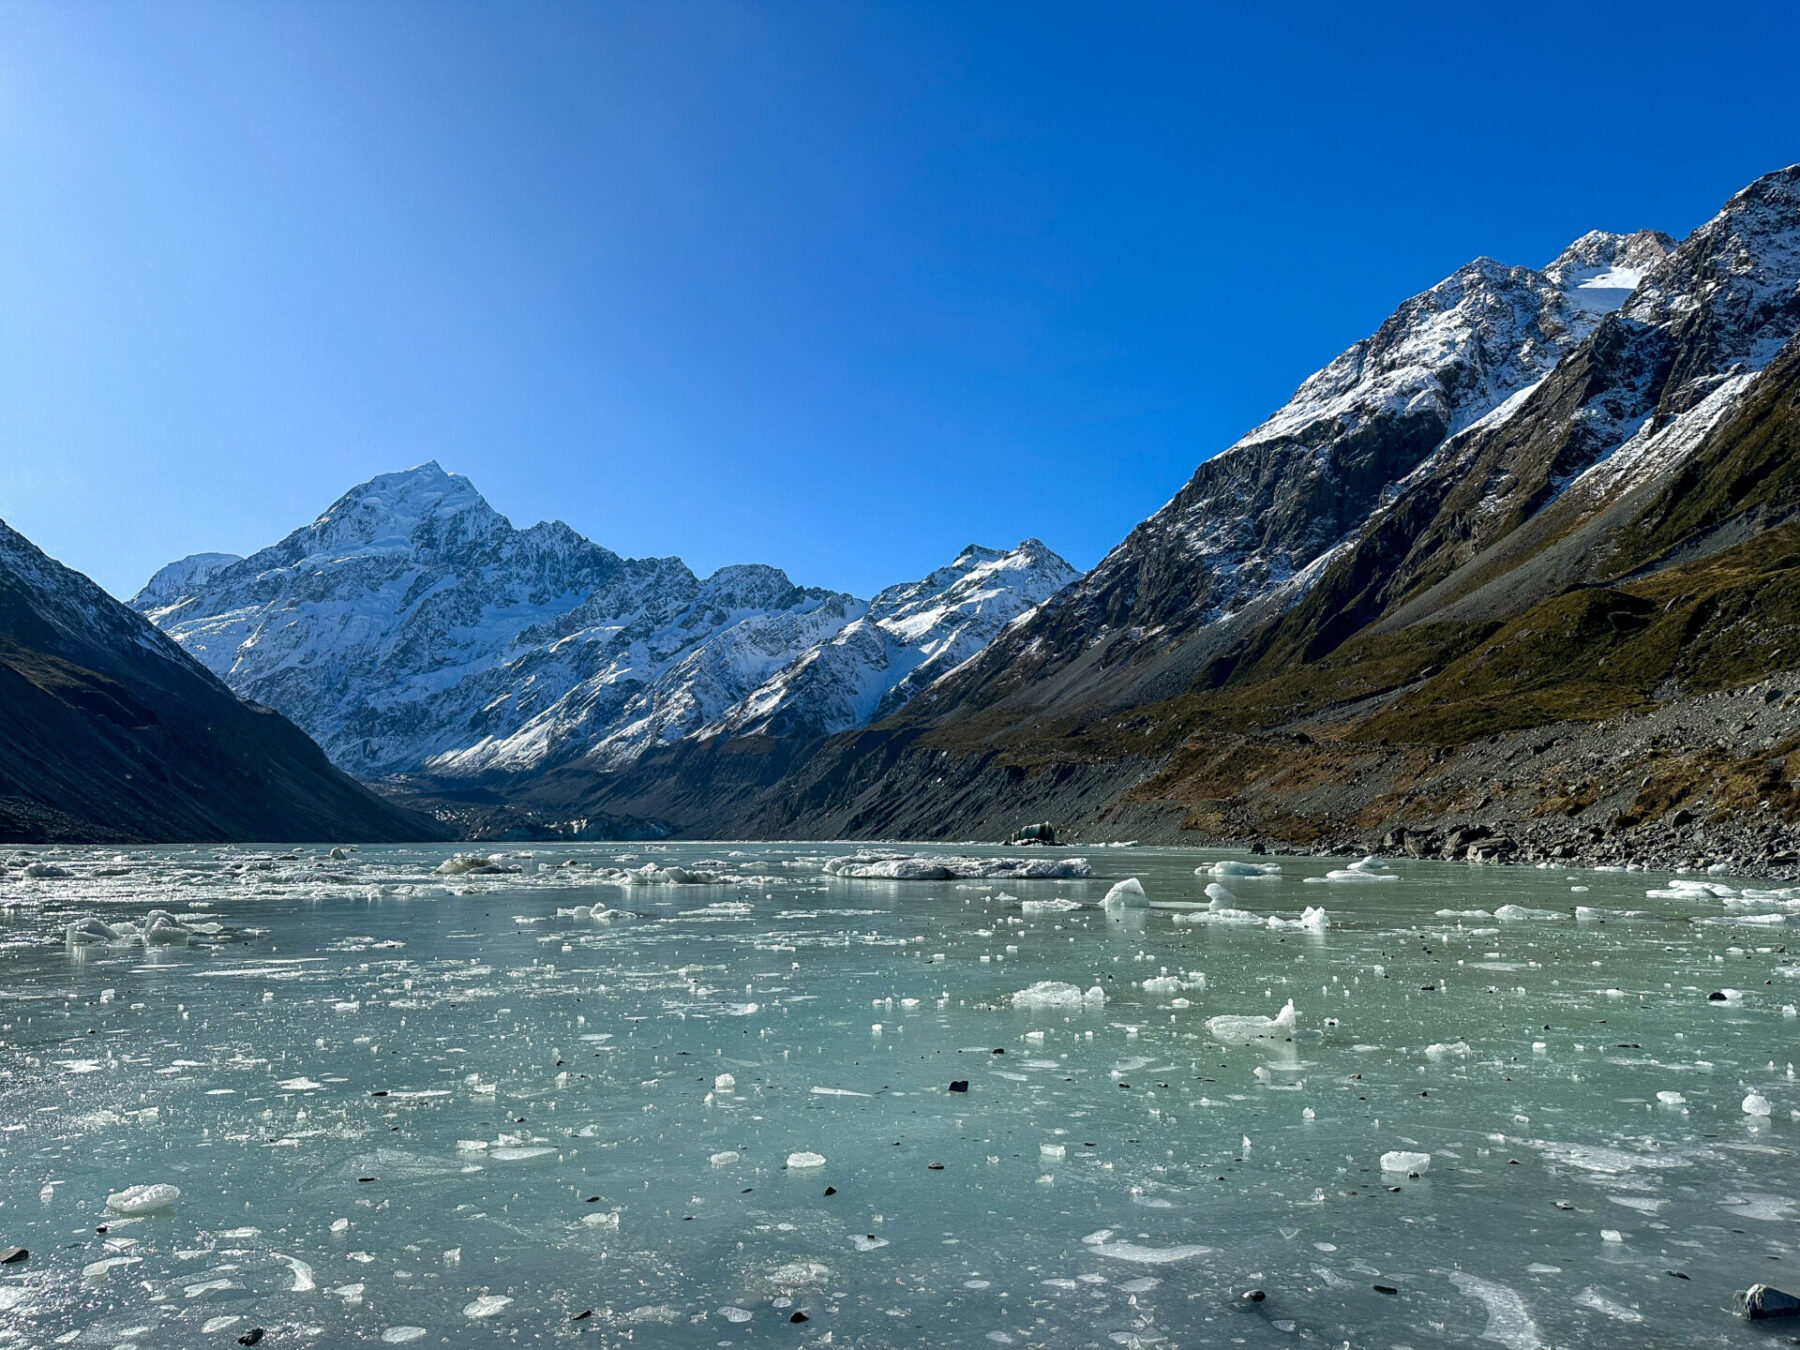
0;842;1796;1348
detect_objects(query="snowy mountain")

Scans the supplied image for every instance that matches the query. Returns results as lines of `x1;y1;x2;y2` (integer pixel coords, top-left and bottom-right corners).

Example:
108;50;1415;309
934;227;1678;715
0;518;432;842
669;164;1800;852
135;464;1077;780
703;540;1079;741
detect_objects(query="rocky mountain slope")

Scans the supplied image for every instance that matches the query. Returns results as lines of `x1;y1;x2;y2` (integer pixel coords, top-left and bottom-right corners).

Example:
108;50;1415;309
544;166;1800;867
0;519;438;843
136;465;1076;795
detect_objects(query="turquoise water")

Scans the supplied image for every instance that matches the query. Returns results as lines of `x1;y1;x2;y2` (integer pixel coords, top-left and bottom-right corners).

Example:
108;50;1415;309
0;842;1795;1348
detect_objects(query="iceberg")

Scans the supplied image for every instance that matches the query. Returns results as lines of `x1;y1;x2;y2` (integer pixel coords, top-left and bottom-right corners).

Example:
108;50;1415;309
1206;999;1297;1041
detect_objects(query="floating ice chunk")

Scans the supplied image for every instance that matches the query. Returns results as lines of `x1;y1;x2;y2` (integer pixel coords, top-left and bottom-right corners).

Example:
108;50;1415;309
65;916;121;943
710;1150;740;1168
850;1234;890;1251
464;1295;512;1319
1600;1229;1623;1242
82;1255;141;1279
1204;883;1236;909
1040;1143;1067;1160
1449;1273;1542;1350
1011;981;1106;1010
768;1260;832;1286
1087;1240;1212;1263
105;1183;180;1215
1020;897;1084;913
490;1146;556;1161
1305;868;1396;884
1743;1092;1773;1116
435;854;517;876
1267;906;1329;931
713;1073;735;1091
824;851;1091;880
719;1307;754;1322
1575;1287;1642;1322
581;1210;621;1229
786;1151;827;1170
1204;860;1282;878
1380;1150;1431;1174
1656;1091;1686;1106
1206;999;1296;1041
1425;1042;1470;1059
1102;878;1148;912
201;1316;242;1333
1495;904;1565;921
272;1253;315;1292
380;1329;428;1344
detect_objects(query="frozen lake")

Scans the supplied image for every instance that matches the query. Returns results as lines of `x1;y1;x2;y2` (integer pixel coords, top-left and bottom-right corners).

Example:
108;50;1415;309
0;842;1796;1348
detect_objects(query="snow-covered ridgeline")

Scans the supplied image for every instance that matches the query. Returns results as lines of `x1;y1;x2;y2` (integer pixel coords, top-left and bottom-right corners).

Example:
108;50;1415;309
134;463;1077;778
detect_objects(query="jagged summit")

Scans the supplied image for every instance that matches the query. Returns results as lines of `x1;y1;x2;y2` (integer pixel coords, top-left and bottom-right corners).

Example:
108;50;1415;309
135;468;1079;779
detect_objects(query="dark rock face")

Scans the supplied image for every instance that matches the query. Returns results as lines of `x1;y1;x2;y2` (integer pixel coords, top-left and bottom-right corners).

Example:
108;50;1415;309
0;519;440;843
525;169;1800;855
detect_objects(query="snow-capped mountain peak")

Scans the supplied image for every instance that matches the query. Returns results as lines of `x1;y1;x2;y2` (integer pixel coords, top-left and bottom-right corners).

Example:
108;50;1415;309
134;469;1079;780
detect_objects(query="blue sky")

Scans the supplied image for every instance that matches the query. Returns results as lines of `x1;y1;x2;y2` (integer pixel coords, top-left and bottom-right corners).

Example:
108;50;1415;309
3;1;1798;599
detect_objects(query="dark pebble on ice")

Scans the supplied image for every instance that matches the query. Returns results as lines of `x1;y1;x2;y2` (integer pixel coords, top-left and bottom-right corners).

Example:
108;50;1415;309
0;1248;25;1264
1666;1270;1689;1279
948;1080;969;1092
1742;1285;1800;1320
991;1048;1005;1054
370;1090;388;1097
1241;1289;1265;1302
928;1162;945;1170
585;1196;600;1203
358;1177;376;1183
1373;1285;1398;1295
1118;1083;1131;1090
1709;991;1728;1001
572;1309;593;1321
823;1187;837;1196
789;1311;810;1323
238;1331;265;1347
1386;1185;1402;1192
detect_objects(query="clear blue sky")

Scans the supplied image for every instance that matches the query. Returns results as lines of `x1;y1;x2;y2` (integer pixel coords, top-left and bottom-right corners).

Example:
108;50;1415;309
2;1;1797;599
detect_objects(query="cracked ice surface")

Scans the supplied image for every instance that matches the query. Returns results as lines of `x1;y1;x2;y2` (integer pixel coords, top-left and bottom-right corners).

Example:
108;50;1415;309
0;841;1794;1346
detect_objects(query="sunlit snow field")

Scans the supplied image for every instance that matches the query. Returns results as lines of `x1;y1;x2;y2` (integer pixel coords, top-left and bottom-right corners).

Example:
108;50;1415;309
1;842;1796;1349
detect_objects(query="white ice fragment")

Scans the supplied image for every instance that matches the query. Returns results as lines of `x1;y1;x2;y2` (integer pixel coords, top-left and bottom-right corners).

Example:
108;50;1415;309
786;1151;827;1170
1087;1240;1212;1263
1743;1092;1773;1116
1380;1150;1431;1175
1040;1143;1067;1160
1494;904;1565;921
1206;999;1297;1041
1657;1090;1686;1106
463;1295;512;1319
272;1253;316;1292
105;1183;180;1215
1020;897;1084;913
1449;1273;1542;1350
713;1073;735;1091
1102;878;1148;911
1204;860;1282;878
1601;1229;1624;1242
710;1151;740;1167
1010;981;1105;1009
380;1329;428;1344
